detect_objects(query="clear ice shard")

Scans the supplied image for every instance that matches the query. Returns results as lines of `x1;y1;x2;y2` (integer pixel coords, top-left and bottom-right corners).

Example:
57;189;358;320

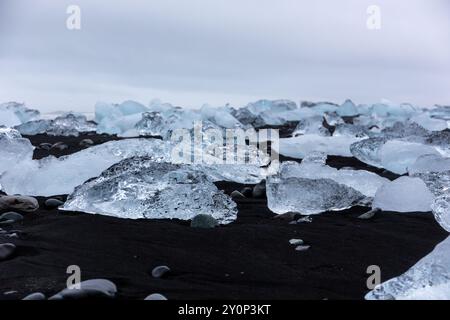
15;113;96;136
292;116;330;136
0;139;171;197
380;140;441;174
0;128;34;176
372;176;434;212
280;135;361;159
337;99;358;117
232;100;298;126
267;176;365;215
366;235;450;300
408;154;450;175
350;138;386;168
278;155;389;197
0;102;40;127
61;158;238;224
266;158;366;215
412;170;450;232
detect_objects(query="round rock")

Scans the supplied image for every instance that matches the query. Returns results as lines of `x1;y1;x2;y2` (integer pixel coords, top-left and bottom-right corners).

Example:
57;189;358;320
144;293;168;300
0;243;16;261
0;212;24;224
151;265;171;278
190;214;219;229
230;190;245;199
23;292;46;300
0;195;39;212
49;279;117;300
79;139;94;147
252;180;266;198
45;198;64;208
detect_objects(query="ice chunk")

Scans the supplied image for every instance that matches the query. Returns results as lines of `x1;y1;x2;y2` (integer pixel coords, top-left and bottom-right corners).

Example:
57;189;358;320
381;121;430;140
279;158;389;197
267;175;365;215
0;139;171;196
200;105;244;129
337;99;358;117
0;102;40;127
280;134;361;159
412;170;450;231
372;176;434;212
62;158;237;224
15;113;96;137
292;116;330;136
366;236;450;300
246;99;297;115
333;123;370;138
237;100;298;126
408;154;450;175
410;113;448;132
0;128;34;175
95;100;149;135
134;112;166;137
380;140;441;174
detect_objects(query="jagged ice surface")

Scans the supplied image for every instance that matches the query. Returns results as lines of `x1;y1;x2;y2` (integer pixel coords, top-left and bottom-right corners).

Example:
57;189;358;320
62;159;237;224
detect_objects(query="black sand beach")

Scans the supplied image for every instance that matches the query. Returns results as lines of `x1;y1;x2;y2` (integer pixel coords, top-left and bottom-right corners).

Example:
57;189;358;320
0;133;447;300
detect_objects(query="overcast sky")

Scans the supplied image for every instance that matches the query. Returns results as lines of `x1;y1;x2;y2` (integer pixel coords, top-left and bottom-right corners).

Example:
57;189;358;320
0;0;449;112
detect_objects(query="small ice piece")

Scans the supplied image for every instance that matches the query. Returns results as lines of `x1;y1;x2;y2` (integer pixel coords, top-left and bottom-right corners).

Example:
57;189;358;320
0;127;34;175
333;123;369;138
372;176;434;212
432;195;450;232
0;102;40;127
278;158;388;197
410;113;448;132
232;100;299;127
366;236;450;300
337;99;358;117
380;140;441;174
295;245;310;252
267;176;365;215
15;113;96;137
62;159;237;224
292;116;330;136
280;134;361;159
412;170;450;231
134;111;166;137
408;154;450;175
0;138;170;196
350;138;386;168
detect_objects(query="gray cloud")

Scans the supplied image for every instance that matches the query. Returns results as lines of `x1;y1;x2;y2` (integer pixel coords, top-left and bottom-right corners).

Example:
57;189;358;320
0;0;449;112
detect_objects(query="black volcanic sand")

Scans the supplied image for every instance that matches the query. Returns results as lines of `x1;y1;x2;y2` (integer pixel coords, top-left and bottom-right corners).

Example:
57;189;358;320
0;133;447;300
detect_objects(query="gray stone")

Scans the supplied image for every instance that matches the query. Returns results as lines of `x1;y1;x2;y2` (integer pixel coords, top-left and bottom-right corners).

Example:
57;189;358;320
51;142;68;151
230;190;245;199
49;279;117;300
358;208;380;220
295;245;311;252
39;143;53;150
45;198;64;208
79;139;94;147
252;180;266;198
289;239;304;245
23;292;46;300
0;243;16;261
151;265;171;278
144;293;168;300
0;195;39;212
0;212;24;223
190;214;219;229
